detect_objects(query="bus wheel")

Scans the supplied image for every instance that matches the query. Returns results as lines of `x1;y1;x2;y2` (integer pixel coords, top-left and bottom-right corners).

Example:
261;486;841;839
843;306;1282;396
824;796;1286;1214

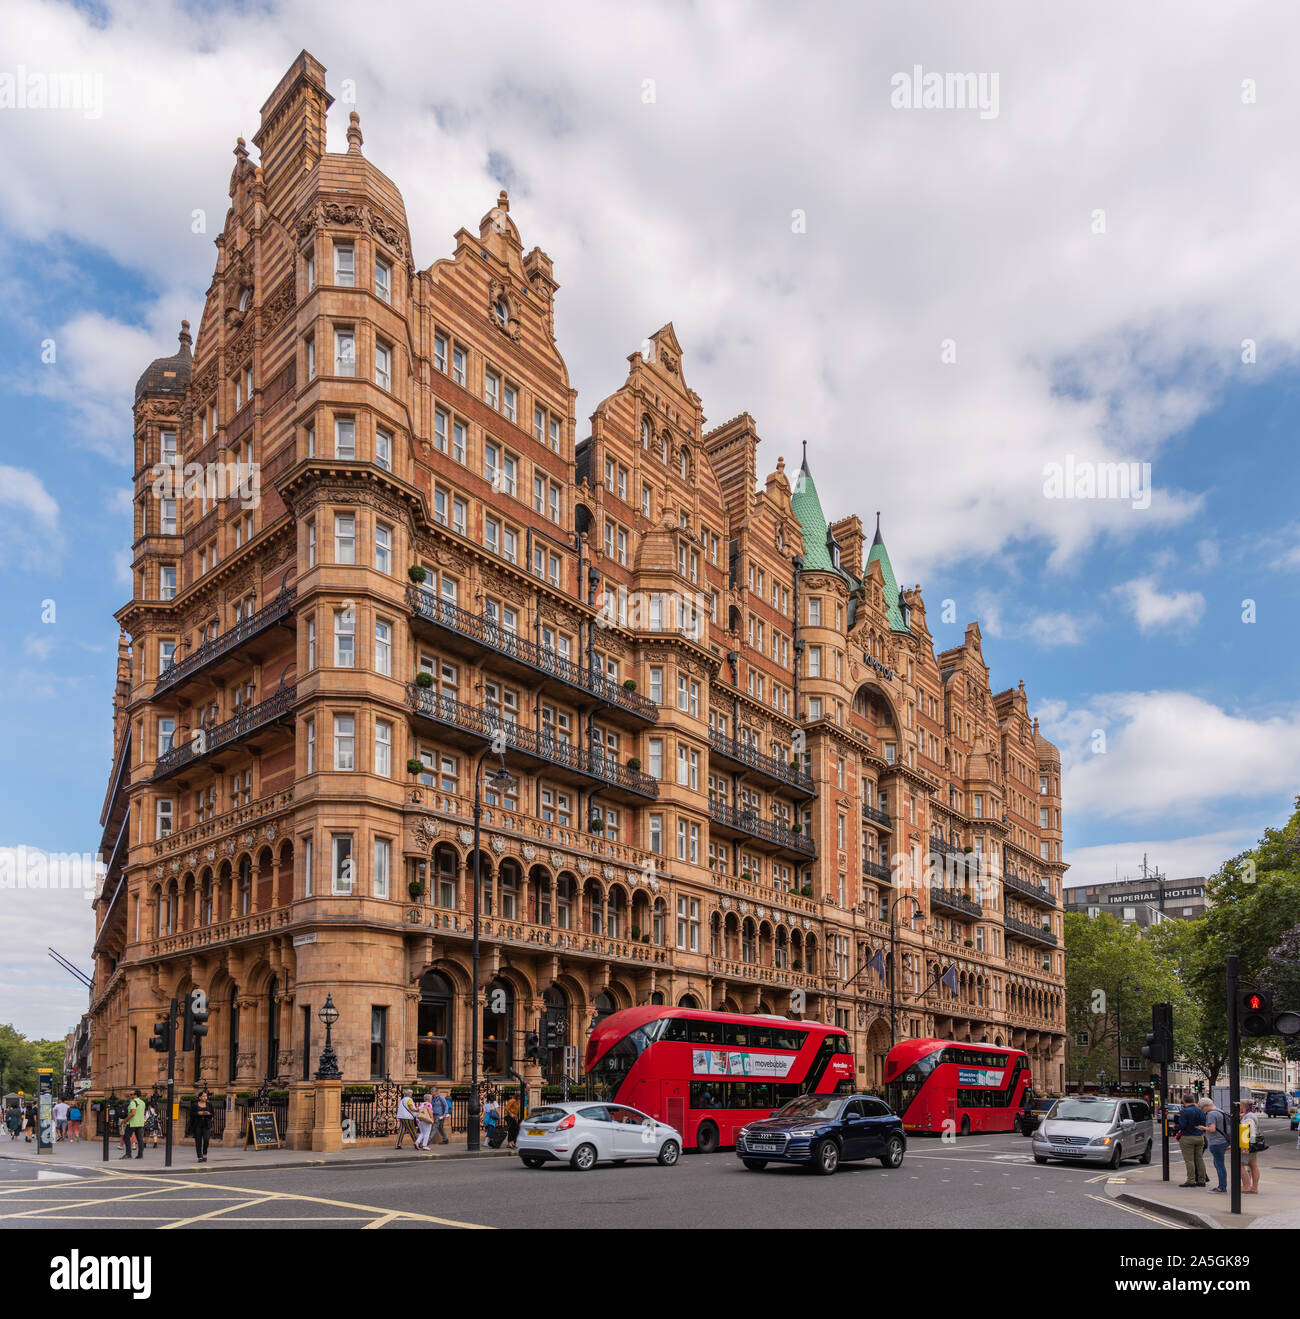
880;1135;904;1169
570;1143;598;1171
695;1121;720;1155
742;1159;767;1171
813;1139;840;1175
959;1115;971;1137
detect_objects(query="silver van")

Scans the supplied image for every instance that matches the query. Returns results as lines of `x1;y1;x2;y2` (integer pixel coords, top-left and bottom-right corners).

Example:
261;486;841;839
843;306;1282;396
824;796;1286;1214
1031;1095;1154;1167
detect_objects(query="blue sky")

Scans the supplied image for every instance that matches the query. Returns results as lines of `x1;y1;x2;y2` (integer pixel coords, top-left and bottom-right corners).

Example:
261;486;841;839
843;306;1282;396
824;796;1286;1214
3;0;1300;1035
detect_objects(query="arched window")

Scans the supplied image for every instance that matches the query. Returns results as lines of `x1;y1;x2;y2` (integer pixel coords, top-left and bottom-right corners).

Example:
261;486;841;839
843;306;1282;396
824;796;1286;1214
238;856;252;916
432;845;458;909
593;990;617;1027
640;417;651;450
483;978;513;1074
678;994;700;1009
742;919;757;964
652;898;665;946
418;972;453;1078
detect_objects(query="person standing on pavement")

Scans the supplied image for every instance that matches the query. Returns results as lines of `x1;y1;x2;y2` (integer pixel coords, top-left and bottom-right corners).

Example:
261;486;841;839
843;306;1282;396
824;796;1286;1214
189;1090;214;1163
1240;1097;1262;1194
414;1096;435;1149
429;1086;450;1145
5;1104;21;1140
395;1090;419;1149
504;1093;520;1149
1200;1098;1229;1193
67;1101;82;1142
122;1091;146;1159
53;1098;69;1141
1176;1094;1207;1186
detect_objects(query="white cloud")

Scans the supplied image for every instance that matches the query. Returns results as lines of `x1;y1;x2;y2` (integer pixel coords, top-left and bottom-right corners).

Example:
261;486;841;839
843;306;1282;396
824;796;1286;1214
0;465;62;570
1063;828;1256;892
1;0;1294;564
1024;610;1090;647
1042;690;1300;824
22;633;55;661
1262;521;1300;572
1114;575;1205;633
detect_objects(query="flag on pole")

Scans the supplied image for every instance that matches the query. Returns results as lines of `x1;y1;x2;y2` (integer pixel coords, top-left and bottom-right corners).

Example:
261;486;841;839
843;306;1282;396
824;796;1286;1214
940;965;958;994
868;948;886;982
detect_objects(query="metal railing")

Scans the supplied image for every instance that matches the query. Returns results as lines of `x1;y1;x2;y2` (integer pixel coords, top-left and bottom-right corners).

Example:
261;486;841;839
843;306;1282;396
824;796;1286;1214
707;800;815;855
862;858;893;882
861;802;891;827
930;887;983;919
1003;870;1056;906
407;585;657;721
407;685;659;797
1004;914;1058;946
708;733;815;793
155;587;296;695
152;683;297;780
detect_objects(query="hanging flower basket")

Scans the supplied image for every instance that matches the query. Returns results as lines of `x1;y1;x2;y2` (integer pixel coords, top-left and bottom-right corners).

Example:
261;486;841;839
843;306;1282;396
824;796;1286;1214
408;565;428;583
415;671;434;688
406;758;424;774
622;678;637;691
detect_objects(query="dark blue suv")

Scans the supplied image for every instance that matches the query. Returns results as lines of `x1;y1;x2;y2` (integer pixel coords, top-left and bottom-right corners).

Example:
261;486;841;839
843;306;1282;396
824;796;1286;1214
735;1094;906;1174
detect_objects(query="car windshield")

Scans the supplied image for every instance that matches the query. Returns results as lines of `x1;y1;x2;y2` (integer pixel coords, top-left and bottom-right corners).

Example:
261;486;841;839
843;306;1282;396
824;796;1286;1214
1049;1099;1117;1122
774;1095;844;1121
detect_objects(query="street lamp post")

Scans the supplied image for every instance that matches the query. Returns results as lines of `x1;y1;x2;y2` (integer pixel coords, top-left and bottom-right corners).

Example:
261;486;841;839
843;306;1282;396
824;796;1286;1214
888;895;925;1048
469;746;514;1153
315;994;341;1080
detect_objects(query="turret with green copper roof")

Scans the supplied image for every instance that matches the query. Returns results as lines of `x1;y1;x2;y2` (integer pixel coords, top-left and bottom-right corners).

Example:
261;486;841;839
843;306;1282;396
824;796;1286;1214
790;445;909;633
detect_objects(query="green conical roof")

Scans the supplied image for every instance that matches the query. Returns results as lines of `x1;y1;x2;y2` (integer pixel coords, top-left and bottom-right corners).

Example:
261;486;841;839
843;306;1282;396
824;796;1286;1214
867;512;908;632
791;446;841;574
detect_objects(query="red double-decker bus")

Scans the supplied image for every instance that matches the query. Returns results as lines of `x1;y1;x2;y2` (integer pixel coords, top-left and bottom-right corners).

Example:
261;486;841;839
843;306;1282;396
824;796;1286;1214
883;1039;1032;1135
584;1007;856;1152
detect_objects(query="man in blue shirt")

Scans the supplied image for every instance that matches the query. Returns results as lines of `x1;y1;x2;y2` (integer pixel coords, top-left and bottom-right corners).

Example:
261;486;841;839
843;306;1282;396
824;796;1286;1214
1176;1095;1208;1186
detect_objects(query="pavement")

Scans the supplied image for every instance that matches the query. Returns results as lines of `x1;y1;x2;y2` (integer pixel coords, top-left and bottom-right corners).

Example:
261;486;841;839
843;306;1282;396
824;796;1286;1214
1102;1120;1300;1229
0;1131;515;1175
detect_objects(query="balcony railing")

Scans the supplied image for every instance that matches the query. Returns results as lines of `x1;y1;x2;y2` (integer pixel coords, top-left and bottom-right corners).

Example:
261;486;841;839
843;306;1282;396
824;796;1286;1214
708;734;815;793
707;956;824;992
707;800;815;856
1004;914;1058;947
152;683;298;780
930;887;983;919
155;586;297;695
407;684;659;798
1003;870;1056;907
407;585;657;722
928;841;981;874
861;802;891;828
152;788;295;857
862;858;893;883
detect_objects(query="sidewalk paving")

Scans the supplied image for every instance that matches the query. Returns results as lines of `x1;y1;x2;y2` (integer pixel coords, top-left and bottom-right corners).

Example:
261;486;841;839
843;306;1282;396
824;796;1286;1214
0;1132;515;1176
1104;1126;1300;1229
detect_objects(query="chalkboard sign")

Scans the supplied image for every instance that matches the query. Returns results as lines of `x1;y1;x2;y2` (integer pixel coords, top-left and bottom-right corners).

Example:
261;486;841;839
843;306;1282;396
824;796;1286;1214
245;1110;281;1150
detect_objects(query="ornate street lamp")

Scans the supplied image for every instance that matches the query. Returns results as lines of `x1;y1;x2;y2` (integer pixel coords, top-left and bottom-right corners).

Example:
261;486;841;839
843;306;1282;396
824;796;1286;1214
469;747;514;1152
315;994;341;1080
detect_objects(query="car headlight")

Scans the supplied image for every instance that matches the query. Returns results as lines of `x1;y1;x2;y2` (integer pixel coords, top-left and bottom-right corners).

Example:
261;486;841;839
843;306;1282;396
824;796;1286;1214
738;1126;750;1139
1089;1135;1112;1146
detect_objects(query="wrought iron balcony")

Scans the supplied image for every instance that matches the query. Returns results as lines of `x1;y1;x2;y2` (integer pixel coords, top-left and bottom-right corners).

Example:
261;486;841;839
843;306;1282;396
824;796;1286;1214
407;684;659;798
708;733;815;794
407;584;657;722
928;840;980;873
1003;869;1056;908
930;887;983;919
1004;913;1058;947
155;586;297;695
861;801;891;828
862;858;893;882
707;800;815;856
152;682;298;781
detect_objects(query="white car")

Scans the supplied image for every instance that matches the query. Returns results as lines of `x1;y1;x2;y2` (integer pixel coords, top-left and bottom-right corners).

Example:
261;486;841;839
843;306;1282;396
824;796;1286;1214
516;1101;681;1171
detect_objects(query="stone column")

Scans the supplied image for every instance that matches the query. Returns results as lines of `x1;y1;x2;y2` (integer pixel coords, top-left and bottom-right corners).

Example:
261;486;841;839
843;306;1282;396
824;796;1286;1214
287;1080;316;1150
310;1078;343;1152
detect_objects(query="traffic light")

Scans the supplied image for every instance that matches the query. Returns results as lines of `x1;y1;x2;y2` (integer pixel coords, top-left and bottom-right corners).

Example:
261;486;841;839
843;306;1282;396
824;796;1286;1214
1241;988;1274;1037
1141;1002;1173;1064
182;988;209;1051
148;1016;171;1053
544;1017;562;1051
523;1030;540;1061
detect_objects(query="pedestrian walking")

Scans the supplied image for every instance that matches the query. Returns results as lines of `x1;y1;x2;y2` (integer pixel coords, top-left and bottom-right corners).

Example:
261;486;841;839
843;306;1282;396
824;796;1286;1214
1176;1094;1207;1186
67;1101;82;1142
429;1086;450;1144
1239;1097;1263;1194
23;1102;36;1142
122;1090;146;1159
188;1089;214;1163
53;1099;69;1142
144;1099;161;1149
484;1094;505;1148
5;1105;21;1141
414;1096;435;1149
1201;1098;1229;1193
396;1090;419;1149
504;1094;520;1149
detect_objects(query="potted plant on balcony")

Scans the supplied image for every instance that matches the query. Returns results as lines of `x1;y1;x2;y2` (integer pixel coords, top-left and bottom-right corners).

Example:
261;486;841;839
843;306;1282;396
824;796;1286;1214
641;934;651;944
962;845;973;853
799;883;813;897
626;756;641;771
415;671;433;688
408;879;426;900
790;822;802;834
964;939;974;947
406;758;423;775
792;958;803;970
630;925;641;940
708;857;716;869
589;817;605;832
741;870;753;881
622;678;637;691
408;564;428;584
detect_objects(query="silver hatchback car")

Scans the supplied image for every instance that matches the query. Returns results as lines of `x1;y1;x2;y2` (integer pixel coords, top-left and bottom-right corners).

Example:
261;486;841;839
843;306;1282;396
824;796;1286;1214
1031;1095;1154;1167
516;1101;682;1171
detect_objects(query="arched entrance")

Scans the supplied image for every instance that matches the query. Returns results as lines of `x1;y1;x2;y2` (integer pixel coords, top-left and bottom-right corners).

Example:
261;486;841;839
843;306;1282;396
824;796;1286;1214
417;971;454;1078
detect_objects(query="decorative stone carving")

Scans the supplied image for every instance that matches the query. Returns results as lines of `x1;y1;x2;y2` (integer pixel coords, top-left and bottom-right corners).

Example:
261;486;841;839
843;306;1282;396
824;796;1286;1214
225;840;236;855
405;907;425;925
756;906;767;919
185;852;198;870
490;836;506;854
803;918;811;930
206;847;216;862
419;818;440;843
170;860;180;874
550;851;564;869
156;865;164;879
602;865;614;881
459;829;474;846
649;878;660;893
739;902;749;915
522;844;536;862
264;824;276;842
242;833;255;848
577;859;590;875
720;897;731;910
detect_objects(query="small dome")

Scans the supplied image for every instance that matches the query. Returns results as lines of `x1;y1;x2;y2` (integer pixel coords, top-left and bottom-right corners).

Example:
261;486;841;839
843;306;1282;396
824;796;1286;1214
134;321;193;404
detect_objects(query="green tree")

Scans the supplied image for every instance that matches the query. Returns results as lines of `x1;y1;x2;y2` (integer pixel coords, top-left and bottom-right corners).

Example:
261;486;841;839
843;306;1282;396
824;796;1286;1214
1260;923;1300;1060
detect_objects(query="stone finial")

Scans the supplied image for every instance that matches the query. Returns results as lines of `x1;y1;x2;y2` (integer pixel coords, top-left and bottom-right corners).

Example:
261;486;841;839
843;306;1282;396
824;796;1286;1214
347;111;363;155
1019;678;1025;692
234;137;248;161
776;455;785;473
179;320;192;350
498;189;509;211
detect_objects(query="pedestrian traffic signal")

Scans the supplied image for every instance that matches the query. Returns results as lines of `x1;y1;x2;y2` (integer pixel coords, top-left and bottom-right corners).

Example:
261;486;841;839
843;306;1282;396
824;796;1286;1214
1241;988;1274;1037
1141;1002;1174;1064
182;988;209;1051
523;1030;540;1061
544;1017;562;1050
148;1017;171;1053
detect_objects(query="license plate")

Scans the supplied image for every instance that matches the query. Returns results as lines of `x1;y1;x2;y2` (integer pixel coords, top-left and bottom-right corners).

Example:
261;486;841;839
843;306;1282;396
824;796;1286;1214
750;1143;781;1151
1052;1145;1079;1155
526;1128;545;1137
